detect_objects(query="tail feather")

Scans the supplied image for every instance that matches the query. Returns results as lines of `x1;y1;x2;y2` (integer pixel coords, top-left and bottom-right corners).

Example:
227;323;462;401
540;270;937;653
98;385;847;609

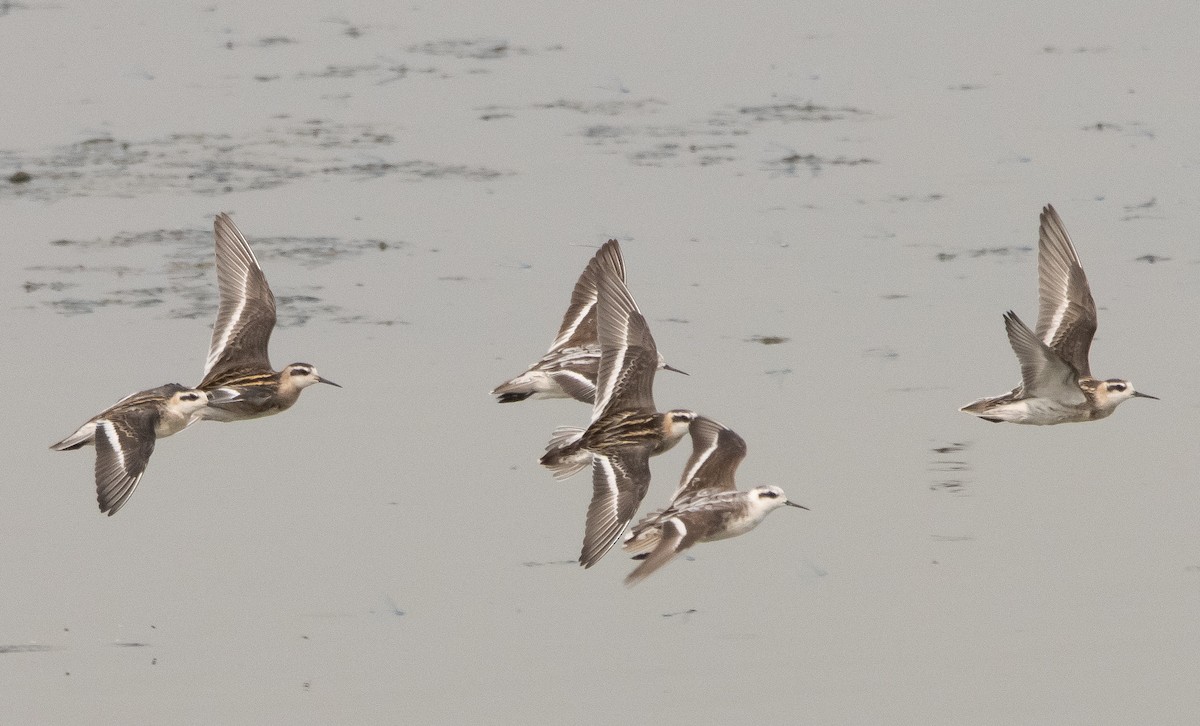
491;370;563;403
491;374;533;401
50;422;96;451
495;390;533;403
539;426;590;480
622;526;662;556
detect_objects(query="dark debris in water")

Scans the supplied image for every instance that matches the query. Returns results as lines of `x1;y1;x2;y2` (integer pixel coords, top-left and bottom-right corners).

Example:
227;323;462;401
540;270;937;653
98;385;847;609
1121;198;1162;222
970;246;1033;257
295;62;437;84
0;2;31;18
571;97;875;171
22;280;74;293
380;595;405;617
24;228;405;324
884;193;944;204
930;442;972;494
662;609;698;619
0;124;511;201
931;442;968;455
766;153;878;177
0;644;58;654
863;347;898;360
521;560;577;567
929;479;968;494
748;335;789;345
406;38;533;60
257;35;297;47
938;245;1033;262
1136;254;1169;263
530;97;667;116
737;102;871;123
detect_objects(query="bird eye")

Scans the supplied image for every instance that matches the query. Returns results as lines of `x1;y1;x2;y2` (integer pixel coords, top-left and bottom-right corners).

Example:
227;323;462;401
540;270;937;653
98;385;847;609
291;368;310;377
759;490;779;499
181;393;199;401
1109;383;1127;392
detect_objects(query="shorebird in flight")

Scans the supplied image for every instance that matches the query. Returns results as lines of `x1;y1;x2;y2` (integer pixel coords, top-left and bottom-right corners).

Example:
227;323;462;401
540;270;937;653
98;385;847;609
623;416;807;586
961;204;1157;424
51;383;233;515
492;239;685;404
197;213;340;422
538;241;696;568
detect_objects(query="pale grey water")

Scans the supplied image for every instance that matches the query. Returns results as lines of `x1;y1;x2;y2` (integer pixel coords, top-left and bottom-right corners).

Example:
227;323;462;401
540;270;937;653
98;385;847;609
3;2;1200;723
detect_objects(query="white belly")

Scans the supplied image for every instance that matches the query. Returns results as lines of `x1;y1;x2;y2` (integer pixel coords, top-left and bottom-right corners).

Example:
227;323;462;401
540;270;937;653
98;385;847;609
974;397;1089;425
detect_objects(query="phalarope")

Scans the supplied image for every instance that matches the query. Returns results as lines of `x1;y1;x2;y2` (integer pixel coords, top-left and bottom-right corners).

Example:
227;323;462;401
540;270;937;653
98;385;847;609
538;243;696;567
492;239;685;404
51;384;233;515
197;213;340;421
622;416;807;586
961;204;1157;424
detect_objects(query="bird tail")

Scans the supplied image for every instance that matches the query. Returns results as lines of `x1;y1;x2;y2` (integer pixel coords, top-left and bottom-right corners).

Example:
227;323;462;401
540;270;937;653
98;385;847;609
539;426;589;480
50;422;96;451
490;373;538;403
622;525;661;556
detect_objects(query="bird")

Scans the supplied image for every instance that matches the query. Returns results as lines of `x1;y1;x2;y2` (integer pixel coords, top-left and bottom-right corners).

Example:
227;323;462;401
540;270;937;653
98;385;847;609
491;239;685;404
50;383;233;515
622;415;807;586
960;204;1157;424
538;241;696;568
196;213;340;422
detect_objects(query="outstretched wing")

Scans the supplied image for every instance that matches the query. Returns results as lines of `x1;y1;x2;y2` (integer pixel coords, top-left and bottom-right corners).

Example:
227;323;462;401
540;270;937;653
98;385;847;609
1035;205;1097;377
591;250;658;419
671;416;746;501
201;213;277;384
1005;311;1086;404
93;412;158;516
548;240;626;353
580;447;653;568
624;518;696;586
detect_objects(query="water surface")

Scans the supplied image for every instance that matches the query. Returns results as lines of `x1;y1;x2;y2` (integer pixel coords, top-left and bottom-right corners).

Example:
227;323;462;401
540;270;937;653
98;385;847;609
3;2;1199;723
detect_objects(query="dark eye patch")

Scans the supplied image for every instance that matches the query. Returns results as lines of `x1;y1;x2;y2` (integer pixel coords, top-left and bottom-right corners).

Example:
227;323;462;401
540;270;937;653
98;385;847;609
759;490;779;499
291;368;310;377
181;393;200;401
1108;383;1127;392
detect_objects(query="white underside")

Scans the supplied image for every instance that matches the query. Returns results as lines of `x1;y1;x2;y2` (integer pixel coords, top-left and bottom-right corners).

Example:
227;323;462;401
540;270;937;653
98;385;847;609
51;421;97;450
494;370;572;400
703;511;767;542
963;396;1088;425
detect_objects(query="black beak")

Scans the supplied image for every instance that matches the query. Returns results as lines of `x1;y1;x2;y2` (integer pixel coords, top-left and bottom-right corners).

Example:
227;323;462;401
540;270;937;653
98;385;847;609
663;364;689;376
317;376;343;388
784;501;809;510
1132;391;1158;400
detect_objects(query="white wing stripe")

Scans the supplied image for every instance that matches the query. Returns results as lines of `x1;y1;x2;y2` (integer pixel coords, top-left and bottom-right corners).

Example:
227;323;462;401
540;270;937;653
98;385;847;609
205;285;248;375
97;420;126;474
592;347;625;421
1043;298;1069;346
674;436;719;500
